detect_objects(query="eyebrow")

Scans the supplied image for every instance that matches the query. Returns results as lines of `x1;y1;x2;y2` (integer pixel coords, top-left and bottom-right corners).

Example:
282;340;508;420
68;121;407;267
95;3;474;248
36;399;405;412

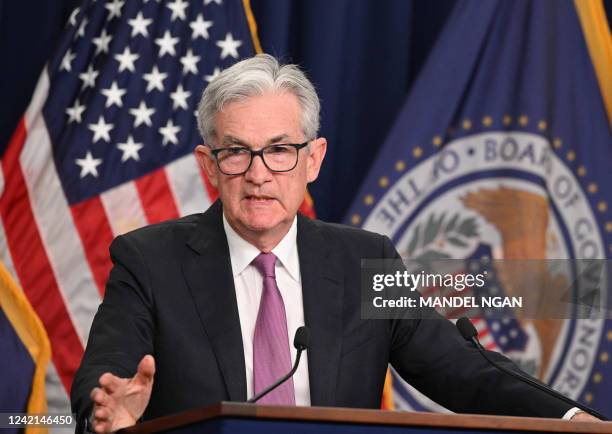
220;134;291;147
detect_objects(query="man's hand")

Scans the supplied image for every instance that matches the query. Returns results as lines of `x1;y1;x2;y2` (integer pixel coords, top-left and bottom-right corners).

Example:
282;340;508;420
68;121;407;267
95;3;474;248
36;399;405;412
89;355;156;433
570;411;601;422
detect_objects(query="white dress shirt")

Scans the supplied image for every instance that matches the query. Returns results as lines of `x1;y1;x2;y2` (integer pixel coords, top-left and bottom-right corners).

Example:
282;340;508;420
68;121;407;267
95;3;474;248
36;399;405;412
223;214;311;405
562;407;582;420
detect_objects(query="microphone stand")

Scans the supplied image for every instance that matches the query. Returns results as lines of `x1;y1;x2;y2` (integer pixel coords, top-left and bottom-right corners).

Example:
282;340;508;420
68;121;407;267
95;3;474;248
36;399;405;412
247;347;305;403
457;317;608;421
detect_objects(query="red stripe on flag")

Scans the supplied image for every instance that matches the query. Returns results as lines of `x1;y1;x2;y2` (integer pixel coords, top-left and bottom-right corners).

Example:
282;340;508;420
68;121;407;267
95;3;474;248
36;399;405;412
0;118;83;392
71;197;114;296
477;328;490;339
135;168;180;224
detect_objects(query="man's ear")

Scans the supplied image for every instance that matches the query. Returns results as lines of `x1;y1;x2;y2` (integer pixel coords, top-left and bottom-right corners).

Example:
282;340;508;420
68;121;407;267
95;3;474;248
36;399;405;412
306;137;327;183
194;145;218;188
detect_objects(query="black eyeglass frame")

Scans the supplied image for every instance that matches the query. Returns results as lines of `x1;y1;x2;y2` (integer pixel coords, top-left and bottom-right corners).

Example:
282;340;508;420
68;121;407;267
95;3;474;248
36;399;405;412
210;141;310;175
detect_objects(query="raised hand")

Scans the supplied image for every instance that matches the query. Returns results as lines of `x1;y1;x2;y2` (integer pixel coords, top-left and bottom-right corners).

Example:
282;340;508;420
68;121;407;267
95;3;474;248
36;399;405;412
89;355;156;433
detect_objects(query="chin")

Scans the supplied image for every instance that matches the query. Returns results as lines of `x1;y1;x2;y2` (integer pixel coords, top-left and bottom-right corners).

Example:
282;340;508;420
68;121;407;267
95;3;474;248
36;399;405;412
244;215;284;233
241;202;283;225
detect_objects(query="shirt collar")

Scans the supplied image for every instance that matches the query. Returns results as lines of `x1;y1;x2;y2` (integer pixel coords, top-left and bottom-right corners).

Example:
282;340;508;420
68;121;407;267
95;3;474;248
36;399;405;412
222;213;300;283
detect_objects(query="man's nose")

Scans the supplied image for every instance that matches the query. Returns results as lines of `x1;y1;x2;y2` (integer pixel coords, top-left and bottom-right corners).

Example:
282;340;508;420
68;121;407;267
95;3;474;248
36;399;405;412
244;153;271;183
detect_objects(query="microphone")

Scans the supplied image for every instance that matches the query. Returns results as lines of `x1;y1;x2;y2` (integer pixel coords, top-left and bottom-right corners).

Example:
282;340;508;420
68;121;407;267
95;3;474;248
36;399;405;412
247;326;311;403
456;317;608;421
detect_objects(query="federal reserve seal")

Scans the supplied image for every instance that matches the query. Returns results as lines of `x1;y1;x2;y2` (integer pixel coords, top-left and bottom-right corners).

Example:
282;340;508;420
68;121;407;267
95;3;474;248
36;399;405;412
351;127;611;413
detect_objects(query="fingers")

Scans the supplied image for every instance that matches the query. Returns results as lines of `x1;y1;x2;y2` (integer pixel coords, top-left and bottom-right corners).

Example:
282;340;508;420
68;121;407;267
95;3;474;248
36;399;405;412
90;388;113;433
99;372;122;394
91;416;113;434
571;412;600;422
90;387;110;408
133;355;156;386
89;356;154;432
93;406;110;420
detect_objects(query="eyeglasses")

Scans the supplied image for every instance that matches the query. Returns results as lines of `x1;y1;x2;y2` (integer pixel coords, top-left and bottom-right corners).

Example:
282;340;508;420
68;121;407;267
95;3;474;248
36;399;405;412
210;142;309;175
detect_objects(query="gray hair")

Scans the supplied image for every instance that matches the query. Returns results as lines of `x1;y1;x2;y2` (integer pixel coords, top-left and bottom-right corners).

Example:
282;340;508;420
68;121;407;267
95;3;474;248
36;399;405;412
196;54;320;147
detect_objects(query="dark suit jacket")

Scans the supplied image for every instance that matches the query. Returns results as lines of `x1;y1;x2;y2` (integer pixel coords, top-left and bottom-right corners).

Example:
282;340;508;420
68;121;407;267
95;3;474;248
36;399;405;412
71;200;571;425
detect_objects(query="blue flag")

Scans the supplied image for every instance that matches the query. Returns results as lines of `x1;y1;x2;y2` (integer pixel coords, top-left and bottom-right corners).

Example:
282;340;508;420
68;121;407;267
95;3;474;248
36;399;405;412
346;0;611;415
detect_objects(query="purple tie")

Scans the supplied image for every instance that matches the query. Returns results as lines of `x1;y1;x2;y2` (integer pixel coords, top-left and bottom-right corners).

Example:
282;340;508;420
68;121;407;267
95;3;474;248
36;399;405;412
252;252;296;405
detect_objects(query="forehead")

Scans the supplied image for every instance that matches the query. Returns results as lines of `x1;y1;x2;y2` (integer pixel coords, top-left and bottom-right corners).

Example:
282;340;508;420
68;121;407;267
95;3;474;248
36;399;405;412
214;91;303;144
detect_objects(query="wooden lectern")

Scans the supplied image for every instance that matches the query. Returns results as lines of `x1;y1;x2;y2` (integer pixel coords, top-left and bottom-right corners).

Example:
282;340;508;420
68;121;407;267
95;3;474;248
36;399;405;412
123;402;611;433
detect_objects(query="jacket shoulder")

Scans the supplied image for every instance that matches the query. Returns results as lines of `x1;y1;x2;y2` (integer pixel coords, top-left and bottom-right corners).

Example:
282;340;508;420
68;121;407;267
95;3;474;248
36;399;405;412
301;217;396;258
309;218;385;242
110;213;204;253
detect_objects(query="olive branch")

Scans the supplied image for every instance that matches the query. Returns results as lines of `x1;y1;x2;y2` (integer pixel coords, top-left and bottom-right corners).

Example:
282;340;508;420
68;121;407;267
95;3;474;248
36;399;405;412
404;212;479;263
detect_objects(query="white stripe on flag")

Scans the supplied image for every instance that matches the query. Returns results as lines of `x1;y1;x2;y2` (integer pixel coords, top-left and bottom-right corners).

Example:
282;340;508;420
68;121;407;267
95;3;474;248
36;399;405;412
473;319;488;332
20;72;101;345
45;361;72;417
165;153;211;217
25;67;52;125
479;334;495;347
0;221;18;284
101;181;148;236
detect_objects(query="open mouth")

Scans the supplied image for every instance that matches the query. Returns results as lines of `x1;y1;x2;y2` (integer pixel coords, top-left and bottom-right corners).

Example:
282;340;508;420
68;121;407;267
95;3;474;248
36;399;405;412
245;195;275;203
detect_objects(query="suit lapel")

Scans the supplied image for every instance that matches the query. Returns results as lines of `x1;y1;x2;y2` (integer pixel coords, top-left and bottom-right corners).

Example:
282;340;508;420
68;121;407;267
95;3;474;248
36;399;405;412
298;216;343;407
182;201;247;401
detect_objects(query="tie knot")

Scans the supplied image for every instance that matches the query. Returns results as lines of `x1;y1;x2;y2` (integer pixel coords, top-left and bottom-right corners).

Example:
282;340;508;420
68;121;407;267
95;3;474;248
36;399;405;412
252;252;277;278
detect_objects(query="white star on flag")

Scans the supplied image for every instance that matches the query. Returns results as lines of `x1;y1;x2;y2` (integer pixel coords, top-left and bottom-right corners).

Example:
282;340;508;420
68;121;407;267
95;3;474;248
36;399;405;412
79;65;99;89
204;0;223;5
76;18;88;38
190;14;213;39
180;49;200;75
128;12;153;37
129;101;156;127
101;81;127;108
216;32;242;59
155;30;180;57
204;67;221;83
88;116;114;143
75;151;103;178
159;119;181;145
60;49;76;72
68;7;80;26
92;29;112;55
114;47;139;72
117;135;144;162
170;84;192;110
66;100;86;123
143;66;168;92
167;0;189;21
105;0;125;20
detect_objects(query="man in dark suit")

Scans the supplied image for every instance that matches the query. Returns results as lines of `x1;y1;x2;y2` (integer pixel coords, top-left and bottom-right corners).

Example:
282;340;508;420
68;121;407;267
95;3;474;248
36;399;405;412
71;54;590;433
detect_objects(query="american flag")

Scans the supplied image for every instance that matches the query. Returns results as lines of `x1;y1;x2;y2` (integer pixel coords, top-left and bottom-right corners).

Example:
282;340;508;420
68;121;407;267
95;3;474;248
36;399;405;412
418;244;528;354
0;0;277;414
467;245;528;354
